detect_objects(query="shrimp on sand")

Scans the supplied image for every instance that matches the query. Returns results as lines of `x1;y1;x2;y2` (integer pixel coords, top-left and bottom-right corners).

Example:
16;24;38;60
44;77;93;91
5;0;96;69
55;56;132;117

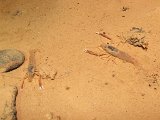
21;49;44;90
84;43;140;67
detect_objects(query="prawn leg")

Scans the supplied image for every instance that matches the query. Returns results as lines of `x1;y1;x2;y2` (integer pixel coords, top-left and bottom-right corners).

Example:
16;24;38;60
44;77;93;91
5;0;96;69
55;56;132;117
20;74;28;89
84;49;107;57
35;70;44;90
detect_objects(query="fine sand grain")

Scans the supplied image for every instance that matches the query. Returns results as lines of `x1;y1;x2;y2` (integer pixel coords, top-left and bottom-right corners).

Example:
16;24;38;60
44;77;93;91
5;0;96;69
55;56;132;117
1;0;160;120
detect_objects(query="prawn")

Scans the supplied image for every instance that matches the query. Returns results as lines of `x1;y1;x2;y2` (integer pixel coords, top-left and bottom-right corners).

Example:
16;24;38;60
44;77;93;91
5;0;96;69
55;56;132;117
21;49;43;90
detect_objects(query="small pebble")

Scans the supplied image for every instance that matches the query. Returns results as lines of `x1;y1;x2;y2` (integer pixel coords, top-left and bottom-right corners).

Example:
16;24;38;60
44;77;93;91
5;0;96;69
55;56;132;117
141;93;145;96
46;112;53;120
45;112;61;120
66;86;70;90
104;82;108;85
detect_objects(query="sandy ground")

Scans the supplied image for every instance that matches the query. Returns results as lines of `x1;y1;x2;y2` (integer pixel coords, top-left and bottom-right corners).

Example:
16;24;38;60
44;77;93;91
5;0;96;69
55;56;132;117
1;0;160;120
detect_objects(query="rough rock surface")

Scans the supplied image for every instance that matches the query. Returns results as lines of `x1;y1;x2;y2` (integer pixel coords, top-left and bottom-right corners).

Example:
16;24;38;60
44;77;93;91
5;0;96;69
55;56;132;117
0;86;18;120
124;27;148;50
0;49;25;73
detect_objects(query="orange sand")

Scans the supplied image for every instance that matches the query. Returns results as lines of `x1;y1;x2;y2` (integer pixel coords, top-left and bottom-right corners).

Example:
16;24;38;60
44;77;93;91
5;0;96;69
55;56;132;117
1;0;160;120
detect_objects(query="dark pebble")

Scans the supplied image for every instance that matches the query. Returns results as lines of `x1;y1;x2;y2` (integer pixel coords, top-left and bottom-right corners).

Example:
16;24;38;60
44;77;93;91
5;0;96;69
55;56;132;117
0;49;25;72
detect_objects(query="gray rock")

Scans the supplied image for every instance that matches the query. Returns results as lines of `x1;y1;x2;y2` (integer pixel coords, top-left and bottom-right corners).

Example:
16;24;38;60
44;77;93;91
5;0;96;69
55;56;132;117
0;49;25;73
0;86;18;120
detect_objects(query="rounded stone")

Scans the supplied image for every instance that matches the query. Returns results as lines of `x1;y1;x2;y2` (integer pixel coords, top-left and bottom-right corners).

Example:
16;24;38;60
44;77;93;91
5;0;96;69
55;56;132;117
0;49;25;73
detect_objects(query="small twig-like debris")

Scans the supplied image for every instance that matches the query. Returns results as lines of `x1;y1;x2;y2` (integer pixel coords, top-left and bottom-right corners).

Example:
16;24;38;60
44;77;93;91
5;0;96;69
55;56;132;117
96;32;112;40
122;6;129;11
